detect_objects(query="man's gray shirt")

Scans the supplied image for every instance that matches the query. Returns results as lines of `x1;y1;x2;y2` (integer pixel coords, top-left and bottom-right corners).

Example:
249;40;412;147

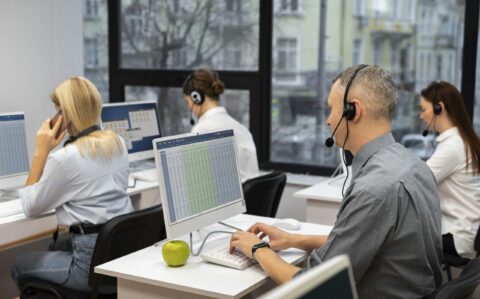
297;133;442;298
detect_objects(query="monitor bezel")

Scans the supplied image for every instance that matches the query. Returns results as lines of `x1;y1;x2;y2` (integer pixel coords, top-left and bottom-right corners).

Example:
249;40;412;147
101;101;162;163
153;130;246;240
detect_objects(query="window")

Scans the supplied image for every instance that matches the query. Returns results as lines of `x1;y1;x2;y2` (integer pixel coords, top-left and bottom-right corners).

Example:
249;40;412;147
84;38;99;68
353;0;366;16
278;0;300;14
270;0;466;171
83;0;108;101
373;40;383;66
274;37;299;84
106;0;474;176
120;0;259;71
85;0;100;18
352;38;363;65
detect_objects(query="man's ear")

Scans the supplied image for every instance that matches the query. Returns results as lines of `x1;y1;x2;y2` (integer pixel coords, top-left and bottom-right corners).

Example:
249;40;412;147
351;99;362;122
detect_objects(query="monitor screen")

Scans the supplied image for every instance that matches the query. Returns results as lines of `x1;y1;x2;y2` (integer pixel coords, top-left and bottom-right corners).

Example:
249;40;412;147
101;101;162;162
0;112;29;178
153;130;246;239
259;254;358;299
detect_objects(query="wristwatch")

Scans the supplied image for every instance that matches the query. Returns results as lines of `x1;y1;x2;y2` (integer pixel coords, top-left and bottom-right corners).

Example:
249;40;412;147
251;241;270;262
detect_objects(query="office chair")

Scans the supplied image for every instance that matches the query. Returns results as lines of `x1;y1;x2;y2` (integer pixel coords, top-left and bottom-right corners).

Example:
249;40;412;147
242;171;287;218
429;257;480;299
443;225;480;281
19;204;166;299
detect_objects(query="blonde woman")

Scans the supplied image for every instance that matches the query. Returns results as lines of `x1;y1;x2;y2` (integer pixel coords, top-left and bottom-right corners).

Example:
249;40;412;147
11;77;133;292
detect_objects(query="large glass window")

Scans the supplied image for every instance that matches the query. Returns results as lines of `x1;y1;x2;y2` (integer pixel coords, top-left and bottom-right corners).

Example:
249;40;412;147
120;0;260;70
83;0;109;101
271;0;465;167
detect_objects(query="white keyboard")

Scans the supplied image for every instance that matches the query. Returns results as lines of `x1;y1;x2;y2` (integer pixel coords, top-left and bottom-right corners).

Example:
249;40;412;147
200;245;253;270
130;168;158;182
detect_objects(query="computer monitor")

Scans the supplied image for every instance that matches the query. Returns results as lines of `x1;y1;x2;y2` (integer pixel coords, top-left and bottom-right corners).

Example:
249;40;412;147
153;130;246;239
101;101;162;162
259;254;358;299
0;112;29;181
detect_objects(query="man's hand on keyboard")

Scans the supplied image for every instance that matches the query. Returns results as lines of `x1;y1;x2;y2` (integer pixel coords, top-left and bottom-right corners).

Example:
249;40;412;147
229;231;261;258
247;222;293;251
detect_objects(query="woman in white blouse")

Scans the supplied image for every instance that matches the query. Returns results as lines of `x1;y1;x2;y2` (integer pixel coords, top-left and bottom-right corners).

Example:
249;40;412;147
11;77;133;292
420;81;480;259
183;69;259;182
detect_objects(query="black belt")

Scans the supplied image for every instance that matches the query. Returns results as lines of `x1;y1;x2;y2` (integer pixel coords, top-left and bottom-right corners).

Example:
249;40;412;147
69;223;104;235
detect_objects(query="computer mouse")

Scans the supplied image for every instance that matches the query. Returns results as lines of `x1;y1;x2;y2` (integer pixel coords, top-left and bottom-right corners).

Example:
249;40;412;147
273;218;301;230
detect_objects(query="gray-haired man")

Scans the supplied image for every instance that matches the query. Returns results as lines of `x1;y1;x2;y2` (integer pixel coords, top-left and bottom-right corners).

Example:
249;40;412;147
230;65;442;298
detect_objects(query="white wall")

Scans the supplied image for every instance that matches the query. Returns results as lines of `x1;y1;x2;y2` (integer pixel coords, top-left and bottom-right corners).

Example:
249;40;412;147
0;0;83;162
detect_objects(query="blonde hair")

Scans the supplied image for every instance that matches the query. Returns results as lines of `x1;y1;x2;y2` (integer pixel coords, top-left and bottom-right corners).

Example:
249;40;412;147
50;77;123;158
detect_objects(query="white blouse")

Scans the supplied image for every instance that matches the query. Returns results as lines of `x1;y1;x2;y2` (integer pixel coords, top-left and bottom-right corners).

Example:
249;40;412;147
192;107;259;183
427;127;480;258
20;139;133;226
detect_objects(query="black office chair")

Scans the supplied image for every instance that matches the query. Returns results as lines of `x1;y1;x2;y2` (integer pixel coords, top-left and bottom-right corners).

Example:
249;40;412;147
19;204;166;299
242;171;287;218
443;225;480;281
429;257;480;299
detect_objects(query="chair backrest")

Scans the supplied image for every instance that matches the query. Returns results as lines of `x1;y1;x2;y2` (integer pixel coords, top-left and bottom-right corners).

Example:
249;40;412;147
474;224;480;256
433;257;480;299
242;172;286;218
88;204;166;294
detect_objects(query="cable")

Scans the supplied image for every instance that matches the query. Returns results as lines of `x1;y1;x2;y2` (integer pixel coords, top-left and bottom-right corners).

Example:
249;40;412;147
189;230;235;256
218;221;243;231
341;121;350;198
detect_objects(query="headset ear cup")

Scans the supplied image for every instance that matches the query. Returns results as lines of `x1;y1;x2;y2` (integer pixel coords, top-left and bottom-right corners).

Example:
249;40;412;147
344;102;356;121
433;103;442;115
191;91;204;105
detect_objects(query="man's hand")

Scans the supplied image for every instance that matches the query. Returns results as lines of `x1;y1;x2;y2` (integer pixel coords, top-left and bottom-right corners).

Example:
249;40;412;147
229;231;262;258
248;222;293;251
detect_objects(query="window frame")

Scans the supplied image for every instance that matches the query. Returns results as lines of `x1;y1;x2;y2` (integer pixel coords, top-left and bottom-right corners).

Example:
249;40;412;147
107;0;479;176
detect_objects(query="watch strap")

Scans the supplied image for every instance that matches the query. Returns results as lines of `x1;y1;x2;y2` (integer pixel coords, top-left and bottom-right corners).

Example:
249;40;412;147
251;241;270;262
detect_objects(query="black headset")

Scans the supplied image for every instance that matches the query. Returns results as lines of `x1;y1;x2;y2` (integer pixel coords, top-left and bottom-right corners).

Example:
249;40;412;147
432;82;442;115
185;73;205;105
422;82;442;137
325;64;368;148
64;125;101;147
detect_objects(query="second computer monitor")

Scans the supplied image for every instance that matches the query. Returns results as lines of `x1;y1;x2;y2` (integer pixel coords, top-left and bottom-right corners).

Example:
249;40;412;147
101;101;162;162
0;112;29;179
259;254;358;299
153;130;246;239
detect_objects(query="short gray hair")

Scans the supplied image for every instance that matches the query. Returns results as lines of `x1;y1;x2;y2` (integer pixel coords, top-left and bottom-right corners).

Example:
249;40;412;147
334;65;397;121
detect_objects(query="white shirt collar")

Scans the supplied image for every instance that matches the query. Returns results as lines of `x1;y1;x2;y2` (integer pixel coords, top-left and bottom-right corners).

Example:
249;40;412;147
198;106;227;123
437;126;459;143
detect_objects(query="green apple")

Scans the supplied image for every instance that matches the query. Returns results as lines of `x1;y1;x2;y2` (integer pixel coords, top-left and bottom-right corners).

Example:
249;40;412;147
162;240;190;267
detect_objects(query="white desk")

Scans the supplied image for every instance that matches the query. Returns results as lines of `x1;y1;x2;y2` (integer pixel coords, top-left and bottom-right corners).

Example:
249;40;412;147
293;175;349;226
95;214;332;299
0;176;159;249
